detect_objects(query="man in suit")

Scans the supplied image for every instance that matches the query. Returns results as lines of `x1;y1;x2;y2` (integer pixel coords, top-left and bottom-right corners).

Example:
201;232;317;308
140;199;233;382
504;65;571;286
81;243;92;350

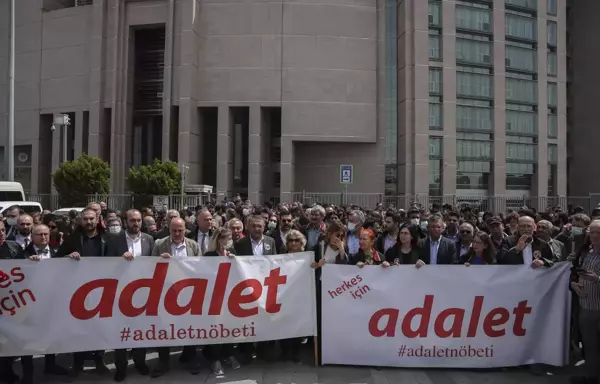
536;219;566;261
186;208;213;256
105;209;154;382
55;207;111;378
150;217;201;378
499;215;554;267
14;224;69;384
417;214;458;265
267;210;293;254
234;214;277;364
3;205;20;238
0;221;21;260
6;214;33;250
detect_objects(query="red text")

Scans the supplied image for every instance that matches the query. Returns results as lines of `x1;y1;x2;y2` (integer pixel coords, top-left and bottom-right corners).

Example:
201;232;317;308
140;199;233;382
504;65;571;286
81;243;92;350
368;295;532;338
69;263;288;320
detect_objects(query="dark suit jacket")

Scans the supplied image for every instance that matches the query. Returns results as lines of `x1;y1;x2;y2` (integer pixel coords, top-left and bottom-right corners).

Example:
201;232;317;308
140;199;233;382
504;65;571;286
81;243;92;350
56;228;110;257
0;240;22;259
498;234;554;267
266;229;287;254
186;227;213;255
105;231;155;257
19;243;58;259
234;236;277;256
417;237;458;265
384;244;420;265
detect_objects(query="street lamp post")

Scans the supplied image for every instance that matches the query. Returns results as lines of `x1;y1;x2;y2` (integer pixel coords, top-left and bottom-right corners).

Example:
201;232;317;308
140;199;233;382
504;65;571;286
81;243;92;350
7;0;15;181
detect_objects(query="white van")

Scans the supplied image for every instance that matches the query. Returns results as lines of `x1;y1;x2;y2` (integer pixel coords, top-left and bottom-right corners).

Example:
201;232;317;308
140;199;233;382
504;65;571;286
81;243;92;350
0;182;26;201
0;202;43;216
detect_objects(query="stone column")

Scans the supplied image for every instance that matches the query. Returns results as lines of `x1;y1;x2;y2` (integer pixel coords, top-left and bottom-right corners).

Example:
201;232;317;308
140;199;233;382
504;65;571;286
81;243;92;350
87;0;106;158
74;110;84;158
216;104;232;199
247;105;263;204
279;137;294;203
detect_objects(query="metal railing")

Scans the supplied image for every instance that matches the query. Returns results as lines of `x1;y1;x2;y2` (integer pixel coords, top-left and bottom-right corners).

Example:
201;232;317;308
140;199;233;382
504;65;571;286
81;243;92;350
25;193;600;214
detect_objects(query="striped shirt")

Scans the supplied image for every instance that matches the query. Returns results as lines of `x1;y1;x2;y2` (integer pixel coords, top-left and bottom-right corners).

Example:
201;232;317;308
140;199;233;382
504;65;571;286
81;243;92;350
579;249;600;311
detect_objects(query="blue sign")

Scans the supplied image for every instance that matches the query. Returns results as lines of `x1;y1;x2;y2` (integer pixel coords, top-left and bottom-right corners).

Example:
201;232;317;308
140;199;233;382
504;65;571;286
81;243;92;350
340;165;353;184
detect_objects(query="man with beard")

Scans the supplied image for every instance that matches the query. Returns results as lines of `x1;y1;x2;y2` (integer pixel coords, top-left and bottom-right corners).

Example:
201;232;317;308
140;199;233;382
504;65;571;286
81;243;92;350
7;214;33;249
376;212;399;254
56;208;110;378
268;210;293;253
105;209;154;381
442;211;460;242
487;216;507;254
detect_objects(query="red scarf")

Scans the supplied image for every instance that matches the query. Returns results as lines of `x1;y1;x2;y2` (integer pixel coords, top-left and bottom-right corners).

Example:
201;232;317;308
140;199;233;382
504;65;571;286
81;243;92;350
372;248;381;262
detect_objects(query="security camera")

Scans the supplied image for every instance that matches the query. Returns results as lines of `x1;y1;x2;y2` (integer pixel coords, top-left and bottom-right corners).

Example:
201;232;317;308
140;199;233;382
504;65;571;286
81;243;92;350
50;124;56;132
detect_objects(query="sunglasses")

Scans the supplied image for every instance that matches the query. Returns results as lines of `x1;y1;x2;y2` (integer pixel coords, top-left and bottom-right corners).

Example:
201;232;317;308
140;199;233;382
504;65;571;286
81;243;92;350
48;225;57;230
287;238;301;243
460;230;472;234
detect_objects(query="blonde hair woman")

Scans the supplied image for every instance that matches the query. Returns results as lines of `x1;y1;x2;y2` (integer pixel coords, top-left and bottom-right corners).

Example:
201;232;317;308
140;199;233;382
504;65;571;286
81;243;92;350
204;227;234;257
285;229;306;254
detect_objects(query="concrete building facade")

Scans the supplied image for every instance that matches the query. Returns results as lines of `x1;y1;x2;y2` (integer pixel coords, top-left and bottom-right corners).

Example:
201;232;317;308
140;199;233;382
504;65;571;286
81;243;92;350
0;0;567;205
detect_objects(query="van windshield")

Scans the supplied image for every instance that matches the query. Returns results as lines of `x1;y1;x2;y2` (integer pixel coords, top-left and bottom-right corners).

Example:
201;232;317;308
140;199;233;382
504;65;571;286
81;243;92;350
0;205;41;215
0;191;25;201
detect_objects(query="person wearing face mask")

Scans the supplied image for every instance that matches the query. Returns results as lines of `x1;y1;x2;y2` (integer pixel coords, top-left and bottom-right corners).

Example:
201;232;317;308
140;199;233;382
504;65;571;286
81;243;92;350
106;216;122;234
203;228;239;375
345;210;365;257
267;211;292;253
3;205;20;238
536;220;566;261
556;213;591;258
0;221;21;260
7;214;33;250
266;215;278;233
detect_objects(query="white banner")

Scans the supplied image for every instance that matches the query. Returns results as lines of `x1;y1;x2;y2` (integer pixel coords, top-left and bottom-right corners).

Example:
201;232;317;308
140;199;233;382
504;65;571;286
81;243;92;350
321;263;571;368
0;252;317;356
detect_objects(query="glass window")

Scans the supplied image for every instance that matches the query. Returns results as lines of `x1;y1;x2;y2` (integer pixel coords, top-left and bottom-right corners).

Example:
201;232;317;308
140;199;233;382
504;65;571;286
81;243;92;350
547;82;557;107
506;140;537;162
429;34;441;60
505;45;536;72
505;0;537;10
430;102;442;130
429;2;441;27
456;5;492;33
429;137;443;157
456;38;492;65
429;69;442;94
505;14;536;41
506;77;538;104
547;51;557;76
547;21;557;46
506;104;537;135
457;71;493;98
548;144;558;164
506;162;535;191
547;0;557;15
548;113;558;138
457;160;491;190
456;100;493;131
457;135;493;160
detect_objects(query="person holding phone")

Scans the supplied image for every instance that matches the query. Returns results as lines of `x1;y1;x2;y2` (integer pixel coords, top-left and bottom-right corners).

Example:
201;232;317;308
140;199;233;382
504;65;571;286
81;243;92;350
570;220;600;384
498;215;554;267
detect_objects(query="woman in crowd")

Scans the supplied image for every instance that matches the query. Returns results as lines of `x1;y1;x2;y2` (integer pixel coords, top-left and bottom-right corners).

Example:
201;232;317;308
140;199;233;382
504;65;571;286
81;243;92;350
384;223;420;266
352;228;385;267
460;232;496;265
203;227;239;375
279;229;307;363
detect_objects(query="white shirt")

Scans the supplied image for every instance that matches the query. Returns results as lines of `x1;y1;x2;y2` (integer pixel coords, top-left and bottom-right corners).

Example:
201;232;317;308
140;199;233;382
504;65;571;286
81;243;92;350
170;241;188;259
251;237;264;256
197;232;210;254
15;234;32;250
126;232;143;258
523;244;533;265
33;245;51;259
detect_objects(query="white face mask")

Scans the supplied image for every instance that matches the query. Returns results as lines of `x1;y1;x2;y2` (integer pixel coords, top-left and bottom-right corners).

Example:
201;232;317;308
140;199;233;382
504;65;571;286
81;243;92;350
410;218;419;226
347;222;356;231
420;221;428;229
109;226;121;234
572;227;584;235
268;221;277;230
6;217;17;227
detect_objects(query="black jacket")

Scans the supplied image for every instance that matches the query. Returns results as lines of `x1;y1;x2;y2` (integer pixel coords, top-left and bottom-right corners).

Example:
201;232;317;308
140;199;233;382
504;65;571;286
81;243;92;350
0;240;21;259
266;229;287;254
498;234;554;266
19;243;58;259
384;244;420;265
234;236;277;256
105;231;155;257
417;237;458;265
375;231;397;255
56;228;110;257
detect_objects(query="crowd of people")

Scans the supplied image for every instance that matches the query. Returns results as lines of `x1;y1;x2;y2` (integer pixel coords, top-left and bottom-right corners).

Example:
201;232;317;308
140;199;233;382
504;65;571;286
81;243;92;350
1;198;600;384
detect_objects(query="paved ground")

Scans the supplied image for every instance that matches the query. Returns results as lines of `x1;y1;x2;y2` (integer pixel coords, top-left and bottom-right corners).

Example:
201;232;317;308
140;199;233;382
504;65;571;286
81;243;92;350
11;348;577;384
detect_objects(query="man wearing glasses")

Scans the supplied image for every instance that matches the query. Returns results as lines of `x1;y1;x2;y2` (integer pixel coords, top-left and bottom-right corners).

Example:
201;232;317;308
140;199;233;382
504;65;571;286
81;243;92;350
456;222;475;259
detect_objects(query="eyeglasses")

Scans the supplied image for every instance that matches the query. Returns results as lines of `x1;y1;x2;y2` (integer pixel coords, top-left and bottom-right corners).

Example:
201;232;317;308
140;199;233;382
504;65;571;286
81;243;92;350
287;238;301;243
48;225;57;230
460;230;472;234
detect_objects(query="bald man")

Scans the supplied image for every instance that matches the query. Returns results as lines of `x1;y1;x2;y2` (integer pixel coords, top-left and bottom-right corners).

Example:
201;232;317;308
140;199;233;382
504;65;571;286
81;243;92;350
7;214;33;250
499;216;554;267
20;224;55;260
